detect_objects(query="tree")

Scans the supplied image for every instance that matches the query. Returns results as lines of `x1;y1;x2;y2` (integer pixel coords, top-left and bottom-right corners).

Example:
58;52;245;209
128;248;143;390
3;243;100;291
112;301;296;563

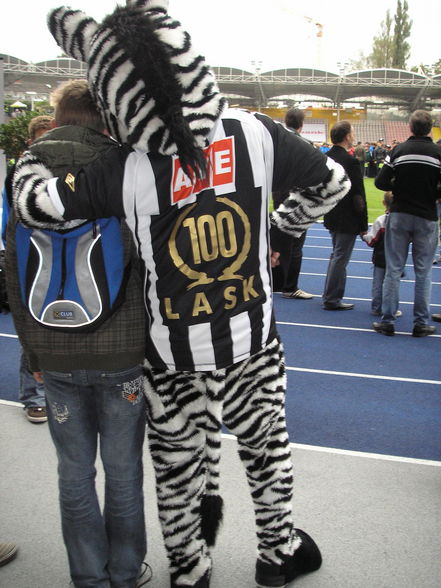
392;0;412;69
368;1;412;69
431;59;441;75
0;111;36;161
346;51;370;72
410;59;441;76
368;10;394;68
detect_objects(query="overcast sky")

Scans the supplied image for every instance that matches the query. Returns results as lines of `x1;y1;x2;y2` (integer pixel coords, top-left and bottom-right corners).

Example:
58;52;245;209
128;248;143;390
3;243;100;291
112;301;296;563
1;0;440;73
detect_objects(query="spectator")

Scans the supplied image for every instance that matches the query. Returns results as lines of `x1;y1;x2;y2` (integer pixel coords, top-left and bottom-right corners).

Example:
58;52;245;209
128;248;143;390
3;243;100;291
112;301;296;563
271;108;313;300
373;139;387;176
374;110;441;337
7;80;148;586
322;121;368;310
366;142;377;178
362;191;402;318
354;141;366;176
1;115;53;423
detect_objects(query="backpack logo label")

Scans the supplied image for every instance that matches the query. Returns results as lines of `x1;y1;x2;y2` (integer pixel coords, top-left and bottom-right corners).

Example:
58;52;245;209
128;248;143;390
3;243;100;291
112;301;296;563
53;310;75;320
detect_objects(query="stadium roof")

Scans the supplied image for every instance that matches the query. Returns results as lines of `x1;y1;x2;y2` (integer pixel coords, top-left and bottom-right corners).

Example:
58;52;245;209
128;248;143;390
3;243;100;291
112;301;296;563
2;54;441;111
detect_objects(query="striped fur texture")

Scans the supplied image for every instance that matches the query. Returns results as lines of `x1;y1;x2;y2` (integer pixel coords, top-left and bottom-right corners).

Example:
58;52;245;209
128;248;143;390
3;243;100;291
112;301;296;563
144;337;300;585
47;0;226;178
13;153;83;230
270;156;351;237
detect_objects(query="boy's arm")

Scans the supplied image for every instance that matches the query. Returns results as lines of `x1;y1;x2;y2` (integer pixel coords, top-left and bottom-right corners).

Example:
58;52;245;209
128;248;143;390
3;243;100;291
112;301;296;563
362;216;385;247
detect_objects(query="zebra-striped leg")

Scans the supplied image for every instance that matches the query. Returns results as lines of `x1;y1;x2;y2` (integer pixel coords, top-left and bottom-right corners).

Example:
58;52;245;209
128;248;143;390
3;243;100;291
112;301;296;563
222;337;300;566
143;368;223;585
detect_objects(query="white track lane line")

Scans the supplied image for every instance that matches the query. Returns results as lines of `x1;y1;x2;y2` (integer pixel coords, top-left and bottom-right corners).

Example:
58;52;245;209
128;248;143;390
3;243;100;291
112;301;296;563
221;433;441;467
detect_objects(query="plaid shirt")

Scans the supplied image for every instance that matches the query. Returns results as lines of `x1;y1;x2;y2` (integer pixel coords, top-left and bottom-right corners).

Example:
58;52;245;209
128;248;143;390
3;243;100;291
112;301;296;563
5;127;145;372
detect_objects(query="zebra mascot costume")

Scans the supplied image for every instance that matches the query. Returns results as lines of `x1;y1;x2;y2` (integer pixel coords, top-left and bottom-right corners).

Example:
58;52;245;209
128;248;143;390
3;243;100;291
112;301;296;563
14;1;351;586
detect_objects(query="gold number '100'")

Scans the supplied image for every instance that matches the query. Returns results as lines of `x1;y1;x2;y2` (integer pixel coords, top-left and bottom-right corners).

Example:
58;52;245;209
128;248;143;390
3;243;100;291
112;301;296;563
183;212;238;264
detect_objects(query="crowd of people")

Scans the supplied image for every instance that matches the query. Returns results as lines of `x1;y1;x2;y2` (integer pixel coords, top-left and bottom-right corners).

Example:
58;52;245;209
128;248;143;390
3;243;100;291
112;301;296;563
314;138;401;177
1;1;441;586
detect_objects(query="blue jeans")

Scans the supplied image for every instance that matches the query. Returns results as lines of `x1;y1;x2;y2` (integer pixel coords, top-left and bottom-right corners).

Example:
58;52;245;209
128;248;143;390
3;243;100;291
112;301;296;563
43;366;147;588
372;266;386;314
382;212;438;325
19;350;46;408
437;201;441;255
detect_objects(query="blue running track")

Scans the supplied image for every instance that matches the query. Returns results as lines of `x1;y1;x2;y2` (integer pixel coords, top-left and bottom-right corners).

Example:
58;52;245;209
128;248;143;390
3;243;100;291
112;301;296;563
1;223;440;460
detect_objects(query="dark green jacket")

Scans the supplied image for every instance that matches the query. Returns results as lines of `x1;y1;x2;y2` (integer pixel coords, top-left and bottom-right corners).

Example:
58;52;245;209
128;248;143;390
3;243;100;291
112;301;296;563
6;125;145;371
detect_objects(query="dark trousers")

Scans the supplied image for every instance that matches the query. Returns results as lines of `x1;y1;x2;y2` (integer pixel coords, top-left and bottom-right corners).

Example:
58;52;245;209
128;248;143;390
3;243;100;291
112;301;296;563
322;231;357;305
271;227;307;293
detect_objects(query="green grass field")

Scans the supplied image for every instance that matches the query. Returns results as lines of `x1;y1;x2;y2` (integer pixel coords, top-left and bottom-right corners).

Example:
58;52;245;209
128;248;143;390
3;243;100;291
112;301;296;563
364;177;386;223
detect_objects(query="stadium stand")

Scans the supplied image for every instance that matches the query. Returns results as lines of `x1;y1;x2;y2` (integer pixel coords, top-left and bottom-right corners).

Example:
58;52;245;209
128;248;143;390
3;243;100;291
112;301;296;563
353;120;432;145
352;121;386;144
384;121;412;144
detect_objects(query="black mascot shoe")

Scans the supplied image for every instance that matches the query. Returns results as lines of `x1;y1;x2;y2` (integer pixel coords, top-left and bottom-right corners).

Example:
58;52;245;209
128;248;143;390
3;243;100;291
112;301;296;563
170;570;210;588
255;529;322;588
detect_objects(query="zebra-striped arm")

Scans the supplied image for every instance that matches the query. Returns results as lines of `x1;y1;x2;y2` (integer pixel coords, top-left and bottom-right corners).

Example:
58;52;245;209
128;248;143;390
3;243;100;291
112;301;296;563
270;157;350;238
13;152;85;230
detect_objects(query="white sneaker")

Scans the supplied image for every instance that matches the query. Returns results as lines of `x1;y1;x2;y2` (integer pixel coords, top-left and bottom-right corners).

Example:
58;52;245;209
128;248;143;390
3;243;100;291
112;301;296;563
282;289;313;300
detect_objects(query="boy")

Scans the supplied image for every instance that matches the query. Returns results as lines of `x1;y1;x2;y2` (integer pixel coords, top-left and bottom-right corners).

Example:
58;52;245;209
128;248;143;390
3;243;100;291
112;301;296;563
7;80;148;588
362;192;402;318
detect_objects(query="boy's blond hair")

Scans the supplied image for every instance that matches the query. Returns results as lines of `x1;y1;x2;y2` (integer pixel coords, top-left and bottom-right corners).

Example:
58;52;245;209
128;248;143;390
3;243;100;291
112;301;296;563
50;79;104;132
28;115;54;143
383;191;393;210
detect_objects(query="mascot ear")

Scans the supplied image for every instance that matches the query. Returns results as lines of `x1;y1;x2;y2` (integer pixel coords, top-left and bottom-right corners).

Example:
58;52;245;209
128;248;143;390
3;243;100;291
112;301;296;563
126;0;169;12
47;7;98;62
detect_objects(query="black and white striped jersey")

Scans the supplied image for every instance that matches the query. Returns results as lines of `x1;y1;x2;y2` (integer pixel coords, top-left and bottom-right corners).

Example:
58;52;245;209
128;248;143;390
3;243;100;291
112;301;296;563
15;108;350;371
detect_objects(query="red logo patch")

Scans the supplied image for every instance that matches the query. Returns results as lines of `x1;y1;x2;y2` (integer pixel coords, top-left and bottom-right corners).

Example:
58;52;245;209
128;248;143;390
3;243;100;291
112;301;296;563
171;137;235;204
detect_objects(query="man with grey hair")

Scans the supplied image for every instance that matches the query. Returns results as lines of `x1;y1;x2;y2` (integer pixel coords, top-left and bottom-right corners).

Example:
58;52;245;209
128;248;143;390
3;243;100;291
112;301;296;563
374;110;441;336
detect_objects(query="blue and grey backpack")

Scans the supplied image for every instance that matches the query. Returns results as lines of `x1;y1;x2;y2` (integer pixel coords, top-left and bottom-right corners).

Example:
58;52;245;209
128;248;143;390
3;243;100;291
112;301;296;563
15;217;130;332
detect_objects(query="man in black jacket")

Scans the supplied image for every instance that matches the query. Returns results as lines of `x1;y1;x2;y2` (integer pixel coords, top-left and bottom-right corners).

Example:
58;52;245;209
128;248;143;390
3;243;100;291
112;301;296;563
373;110;441;337
271;108;313;300
322;121;368;310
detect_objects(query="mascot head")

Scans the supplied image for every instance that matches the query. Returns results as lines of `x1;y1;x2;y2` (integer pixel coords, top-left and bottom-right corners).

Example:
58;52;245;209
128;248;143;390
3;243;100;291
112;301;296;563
47;0;226;178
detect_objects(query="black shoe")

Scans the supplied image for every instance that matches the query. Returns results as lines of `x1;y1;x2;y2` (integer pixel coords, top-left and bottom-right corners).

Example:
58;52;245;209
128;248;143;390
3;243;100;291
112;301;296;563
170;570;210;588
322;302;354;310
432;314;441;323
412;324;436;337
372;321;395;336
255;529;322;588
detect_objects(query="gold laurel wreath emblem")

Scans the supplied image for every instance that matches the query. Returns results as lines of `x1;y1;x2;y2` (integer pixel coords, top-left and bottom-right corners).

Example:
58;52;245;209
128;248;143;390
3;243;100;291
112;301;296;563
168;197;251;291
